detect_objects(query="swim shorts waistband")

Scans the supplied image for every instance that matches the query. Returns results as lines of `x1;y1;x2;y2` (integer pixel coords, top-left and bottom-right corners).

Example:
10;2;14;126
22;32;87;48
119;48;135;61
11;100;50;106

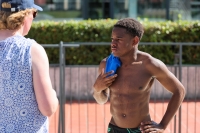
108;123;141;133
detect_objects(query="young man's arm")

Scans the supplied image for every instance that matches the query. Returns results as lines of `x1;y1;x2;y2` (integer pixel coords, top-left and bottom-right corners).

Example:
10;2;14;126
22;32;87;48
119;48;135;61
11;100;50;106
140;58;185;133
93;60;117;104
93;87;110;104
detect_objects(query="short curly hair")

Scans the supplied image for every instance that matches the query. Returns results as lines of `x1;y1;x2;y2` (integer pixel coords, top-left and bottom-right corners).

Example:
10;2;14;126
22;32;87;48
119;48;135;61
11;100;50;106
0;8;36;30
113;18;144;40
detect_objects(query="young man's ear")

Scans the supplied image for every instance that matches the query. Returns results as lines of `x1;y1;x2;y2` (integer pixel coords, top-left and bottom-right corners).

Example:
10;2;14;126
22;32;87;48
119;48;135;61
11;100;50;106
132;36;139;46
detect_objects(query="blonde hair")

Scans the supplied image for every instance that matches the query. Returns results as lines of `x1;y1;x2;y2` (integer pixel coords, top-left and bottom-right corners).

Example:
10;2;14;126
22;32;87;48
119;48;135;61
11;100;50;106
0;8;36;30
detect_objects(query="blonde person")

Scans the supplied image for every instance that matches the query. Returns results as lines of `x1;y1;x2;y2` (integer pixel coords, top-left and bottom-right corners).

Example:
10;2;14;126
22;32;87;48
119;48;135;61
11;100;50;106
93;18;185;133
0;0;58;132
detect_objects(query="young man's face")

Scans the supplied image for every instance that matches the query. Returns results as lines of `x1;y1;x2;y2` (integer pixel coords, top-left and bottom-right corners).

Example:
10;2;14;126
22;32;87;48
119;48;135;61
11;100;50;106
111;27;134;57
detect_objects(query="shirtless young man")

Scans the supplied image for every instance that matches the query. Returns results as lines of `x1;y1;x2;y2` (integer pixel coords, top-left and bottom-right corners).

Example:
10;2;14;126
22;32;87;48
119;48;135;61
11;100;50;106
93;18;185;133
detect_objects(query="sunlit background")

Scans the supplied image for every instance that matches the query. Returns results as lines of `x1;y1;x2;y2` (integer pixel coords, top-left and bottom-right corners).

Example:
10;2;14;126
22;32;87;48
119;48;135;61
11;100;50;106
34;0;200;21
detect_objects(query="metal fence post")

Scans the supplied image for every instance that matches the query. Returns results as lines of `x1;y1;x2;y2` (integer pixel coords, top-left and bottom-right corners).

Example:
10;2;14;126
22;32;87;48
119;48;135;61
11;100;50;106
178;44;183;133
63;44;66;132
58;41;65;133
58;42;79;133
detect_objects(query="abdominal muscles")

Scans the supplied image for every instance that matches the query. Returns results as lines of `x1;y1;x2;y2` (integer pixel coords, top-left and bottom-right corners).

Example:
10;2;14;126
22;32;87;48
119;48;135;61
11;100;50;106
109;90;151;128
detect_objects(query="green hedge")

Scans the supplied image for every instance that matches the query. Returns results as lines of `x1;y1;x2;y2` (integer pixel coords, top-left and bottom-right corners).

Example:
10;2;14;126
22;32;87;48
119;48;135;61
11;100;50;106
26;19;200;65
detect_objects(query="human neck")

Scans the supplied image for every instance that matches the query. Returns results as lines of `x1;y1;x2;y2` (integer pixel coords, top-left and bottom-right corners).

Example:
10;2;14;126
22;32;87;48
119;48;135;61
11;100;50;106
120;49;139;66
0;29;23;41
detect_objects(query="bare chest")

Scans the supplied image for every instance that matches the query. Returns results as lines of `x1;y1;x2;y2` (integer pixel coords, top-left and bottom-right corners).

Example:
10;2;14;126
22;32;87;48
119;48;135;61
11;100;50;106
110;65;153;93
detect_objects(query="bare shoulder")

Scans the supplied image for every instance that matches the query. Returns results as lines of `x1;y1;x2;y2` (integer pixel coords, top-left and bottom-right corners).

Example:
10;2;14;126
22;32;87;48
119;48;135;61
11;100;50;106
97;56;112;74
31;42;48;59
142;53;165;67
139;51;168;76
100;57;107;66
31;42;46;55
31;42;49;69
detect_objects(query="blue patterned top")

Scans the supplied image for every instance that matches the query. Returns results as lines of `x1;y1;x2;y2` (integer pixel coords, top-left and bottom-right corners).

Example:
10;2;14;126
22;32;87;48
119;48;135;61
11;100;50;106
0;35;48;133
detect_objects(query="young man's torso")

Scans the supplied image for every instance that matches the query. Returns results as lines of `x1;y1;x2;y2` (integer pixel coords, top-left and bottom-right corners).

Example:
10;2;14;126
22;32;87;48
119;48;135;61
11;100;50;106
108;52;155;128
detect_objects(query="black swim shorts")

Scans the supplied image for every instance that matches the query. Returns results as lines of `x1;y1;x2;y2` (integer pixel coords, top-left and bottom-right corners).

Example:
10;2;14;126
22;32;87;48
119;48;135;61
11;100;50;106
108;123;141;133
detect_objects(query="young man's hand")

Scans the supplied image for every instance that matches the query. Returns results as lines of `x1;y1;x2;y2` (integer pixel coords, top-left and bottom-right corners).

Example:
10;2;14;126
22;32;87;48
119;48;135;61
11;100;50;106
93;68;117;93
140;121;164;133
